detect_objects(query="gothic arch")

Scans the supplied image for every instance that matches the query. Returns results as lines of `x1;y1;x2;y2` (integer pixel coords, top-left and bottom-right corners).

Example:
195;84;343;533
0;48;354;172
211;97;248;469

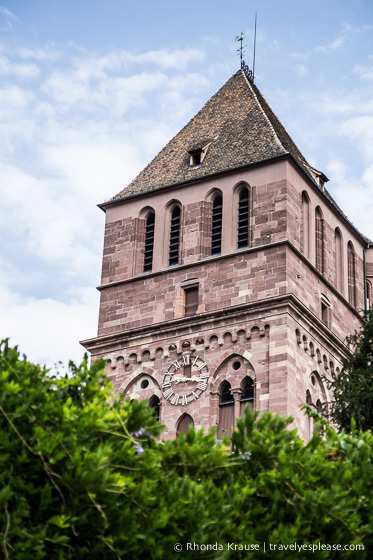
176;413;194;436
119;367;161;396
205;187;223;203
308;370;328;403
210;347;255;386
138;205;156;220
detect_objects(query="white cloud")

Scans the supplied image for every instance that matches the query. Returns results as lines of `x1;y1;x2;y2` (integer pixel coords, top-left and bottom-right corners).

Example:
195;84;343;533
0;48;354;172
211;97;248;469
17;46;62;61
339;116;373;161
0;277;99;368
0;6;19;30
295;64;309;77
353;62;373;81
0;55;39;79
129;48;205;69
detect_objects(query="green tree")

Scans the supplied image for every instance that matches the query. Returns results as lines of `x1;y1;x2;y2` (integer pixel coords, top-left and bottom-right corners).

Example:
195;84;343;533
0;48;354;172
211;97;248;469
1;339;373;559
326;311;373;432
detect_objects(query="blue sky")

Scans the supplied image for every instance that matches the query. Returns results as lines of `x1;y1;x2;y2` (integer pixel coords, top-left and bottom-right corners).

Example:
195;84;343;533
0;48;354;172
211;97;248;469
0;0;372;367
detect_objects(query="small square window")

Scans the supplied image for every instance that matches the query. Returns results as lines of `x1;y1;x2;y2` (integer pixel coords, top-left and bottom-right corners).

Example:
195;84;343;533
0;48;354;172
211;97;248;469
321;299;332;328
184;286;199;316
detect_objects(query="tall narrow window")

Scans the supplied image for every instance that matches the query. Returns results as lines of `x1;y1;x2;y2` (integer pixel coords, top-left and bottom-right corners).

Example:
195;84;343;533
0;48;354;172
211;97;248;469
237;187;249;248
169;206;181;266
176;413;194;436
148;395;160;421
240;376;254;417
143;212;155;272
217;381;234;439
335;228;343;292
348;242;356;307
184;286;199;316
211;195;223;255
315;207;324;274
301;191;310;258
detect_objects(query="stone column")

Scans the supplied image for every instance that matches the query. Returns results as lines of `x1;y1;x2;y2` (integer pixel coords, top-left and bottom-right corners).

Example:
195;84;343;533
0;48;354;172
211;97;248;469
231;388;243;429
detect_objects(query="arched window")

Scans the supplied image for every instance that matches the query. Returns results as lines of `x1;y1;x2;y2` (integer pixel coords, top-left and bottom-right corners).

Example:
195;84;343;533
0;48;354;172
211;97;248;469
143;212;155;272
316;399;323;415
211;195;223;255
347;242;356;307
367;280;372;310
335;228;343;292
169;206;181;266
240;376;254;417
176;413;194;436
315;207;324;274
301;191;310;258
148;395;160;421
217;380;234;439
237;187;249;248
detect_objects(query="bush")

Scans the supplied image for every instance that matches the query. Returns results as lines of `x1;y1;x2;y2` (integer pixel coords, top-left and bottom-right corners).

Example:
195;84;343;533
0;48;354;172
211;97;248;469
0;340;372;558
326;311;373;432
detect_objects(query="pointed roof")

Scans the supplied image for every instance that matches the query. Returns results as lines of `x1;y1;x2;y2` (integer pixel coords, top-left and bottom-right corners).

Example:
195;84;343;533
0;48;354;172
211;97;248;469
108;68;324;203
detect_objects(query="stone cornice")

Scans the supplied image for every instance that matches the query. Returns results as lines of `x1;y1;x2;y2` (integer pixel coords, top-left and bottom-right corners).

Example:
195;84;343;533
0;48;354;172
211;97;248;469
80;291;349;359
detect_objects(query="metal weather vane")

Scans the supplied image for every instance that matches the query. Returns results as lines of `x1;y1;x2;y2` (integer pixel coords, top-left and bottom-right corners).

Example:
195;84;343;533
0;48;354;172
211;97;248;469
235;15;257;84
235;32;246;63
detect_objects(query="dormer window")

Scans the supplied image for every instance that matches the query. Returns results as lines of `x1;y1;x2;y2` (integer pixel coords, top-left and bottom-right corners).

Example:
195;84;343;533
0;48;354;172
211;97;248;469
189;149;202;166
188;142;210;167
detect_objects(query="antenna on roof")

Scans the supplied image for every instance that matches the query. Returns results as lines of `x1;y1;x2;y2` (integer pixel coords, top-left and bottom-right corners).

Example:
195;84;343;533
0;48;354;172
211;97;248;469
252;13;257;81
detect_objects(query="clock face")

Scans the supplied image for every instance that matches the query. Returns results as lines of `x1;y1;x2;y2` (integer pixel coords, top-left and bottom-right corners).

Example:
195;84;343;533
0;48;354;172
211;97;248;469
162;354;209;405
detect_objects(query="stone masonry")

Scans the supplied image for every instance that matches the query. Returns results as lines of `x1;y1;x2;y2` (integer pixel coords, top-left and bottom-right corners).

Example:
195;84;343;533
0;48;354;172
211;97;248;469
81;67;372;441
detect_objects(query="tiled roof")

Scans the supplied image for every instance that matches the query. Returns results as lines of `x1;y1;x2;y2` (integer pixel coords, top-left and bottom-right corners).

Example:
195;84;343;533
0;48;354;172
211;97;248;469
109;68;322;202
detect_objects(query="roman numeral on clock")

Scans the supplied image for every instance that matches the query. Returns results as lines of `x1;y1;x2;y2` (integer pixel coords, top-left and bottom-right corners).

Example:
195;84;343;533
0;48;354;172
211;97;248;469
163;388;174;399
196;382;207;391
171;394;180;405
197;361;208;371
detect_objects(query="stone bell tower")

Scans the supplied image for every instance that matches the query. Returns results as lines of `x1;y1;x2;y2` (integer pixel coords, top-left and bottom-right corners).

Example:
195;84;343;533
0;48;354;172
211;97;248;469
81;63;372;440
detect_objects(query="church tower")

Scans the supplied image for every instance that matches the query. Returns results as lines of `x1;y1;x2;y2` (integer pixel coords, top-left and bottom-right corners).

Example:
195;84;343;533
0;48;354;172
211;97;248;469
81;64;373;440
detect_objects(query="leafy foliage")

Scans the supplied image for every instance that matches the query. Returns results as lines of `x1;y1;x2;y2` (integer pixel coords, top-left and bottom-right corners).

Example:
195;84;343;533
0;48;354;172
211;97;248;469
1;340;373;559
326;311;373;432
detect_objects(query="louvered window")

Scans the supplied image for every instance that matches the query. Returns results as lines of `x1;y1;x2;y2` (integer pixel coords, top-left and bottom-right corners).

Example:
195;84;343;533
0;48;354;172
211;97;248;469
143;212;155;273
184;286;198;316
169;206;181;266
238;188;249;248
348;242;356;307
240;376;254;416
217;381;234;439
315;207;324;274
211;195;222;255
